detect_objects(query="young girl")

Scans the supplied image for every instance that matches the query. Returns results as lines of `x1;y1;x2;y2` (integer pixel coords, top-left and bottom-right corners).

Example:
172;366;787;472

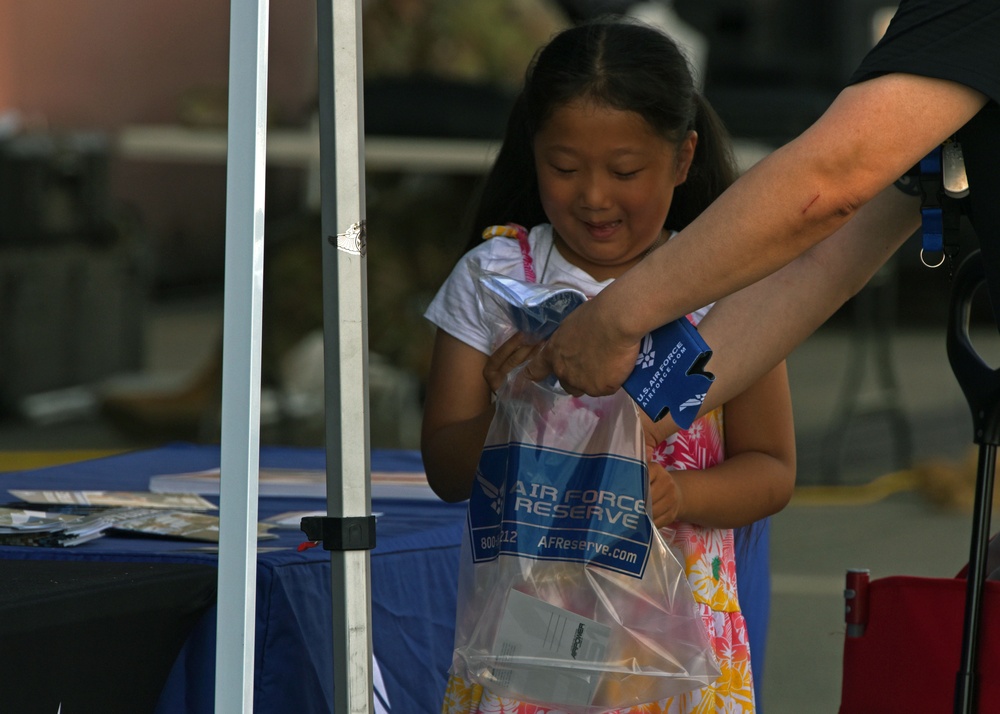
422;18;796;713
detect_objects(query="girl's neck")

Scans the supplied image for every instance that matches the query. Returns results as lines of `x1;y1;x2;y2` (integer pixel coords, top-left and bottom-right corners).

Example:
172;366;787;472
551;228;668;282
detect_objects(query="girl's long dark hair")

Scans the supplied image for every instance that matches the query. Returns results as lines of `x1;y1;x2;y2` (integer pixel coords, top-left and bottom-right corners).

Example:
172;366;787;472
464;17;738;253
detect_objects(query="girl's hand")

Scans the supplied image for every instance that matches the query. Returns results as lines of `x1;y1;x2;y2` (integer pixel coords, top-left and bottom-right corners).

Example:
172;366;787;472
640;411;676;457
483;333;543;394
647;459;683;529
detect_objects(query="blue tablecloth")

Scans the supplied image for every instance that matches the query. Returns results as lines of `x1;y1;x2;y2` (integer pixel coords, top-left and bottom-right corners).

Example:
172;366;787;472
0;443;770;713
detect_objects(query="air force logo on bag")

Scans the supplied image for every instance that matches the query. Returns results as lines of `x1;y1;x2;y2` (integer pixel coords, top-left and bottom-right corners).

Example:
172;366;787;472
475;471;503;515
469;443;652;577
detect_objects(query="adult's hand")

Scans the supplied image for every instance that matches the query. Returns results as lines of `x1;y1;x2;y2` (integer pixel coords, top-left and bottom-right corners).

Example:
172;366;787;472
523;297;640;396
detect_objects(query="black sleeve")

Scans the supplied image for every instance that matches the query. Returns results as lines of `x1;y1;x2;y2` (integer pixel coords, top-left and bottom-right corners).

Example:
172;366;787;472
848;0;1000;107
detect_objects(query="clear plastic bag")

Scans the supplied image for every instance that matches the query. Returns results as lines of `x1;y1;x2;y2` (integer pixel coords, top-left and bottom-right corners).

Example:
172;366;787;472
448;269;720;713
476;268;587;342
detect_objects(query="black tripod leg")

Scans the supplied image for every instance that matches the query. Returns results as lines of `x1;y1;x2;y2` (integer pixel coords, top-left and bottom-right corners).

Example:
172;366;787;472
947;251;1000;714
955;444;997;713
950;102;1000;714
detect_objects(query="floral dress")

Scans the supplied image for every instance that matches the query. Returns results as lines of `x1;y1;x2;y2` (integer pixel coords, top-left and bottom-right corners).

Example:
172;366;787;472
439;225;754;713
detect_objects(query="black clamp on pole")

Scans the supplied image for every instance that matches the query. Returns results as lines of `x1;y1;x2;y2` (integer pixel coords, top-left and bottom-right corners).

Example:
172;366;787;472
300;515;377;551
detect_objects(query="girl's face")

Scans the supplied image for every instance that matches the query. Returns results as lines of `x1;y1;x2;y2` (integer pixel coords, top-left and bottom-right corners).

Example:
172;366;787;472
533;99;696;281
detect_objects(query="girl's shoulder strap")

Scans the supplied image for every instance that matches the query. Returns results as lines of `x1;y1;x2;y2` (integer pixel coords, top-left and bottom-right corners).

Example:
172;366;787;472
481;223;535;283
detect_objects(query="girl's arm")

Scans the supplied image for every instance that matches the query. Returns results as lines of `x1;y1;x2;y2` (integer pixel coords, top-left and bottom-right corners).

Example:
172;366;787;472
421;330;539;502
647;361;796;530
421;331;494;502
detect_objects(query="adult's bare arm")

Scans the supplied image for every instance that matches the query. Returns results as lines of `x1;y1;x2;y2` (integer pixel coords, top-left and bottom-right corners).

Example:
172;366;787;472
642;183;921;444
525;73;986;395
696;182;921;416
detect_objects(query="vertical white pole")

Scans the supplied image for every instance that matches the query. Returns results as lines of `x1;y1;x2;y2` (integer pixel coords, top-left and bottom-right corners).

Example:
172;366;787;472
316;0;373;711
215;0;269;712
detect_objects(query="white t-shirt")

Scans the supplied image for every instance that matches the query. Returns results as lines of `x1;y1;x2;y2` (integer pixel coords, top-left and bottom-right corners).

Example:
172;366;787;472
424;223;711;355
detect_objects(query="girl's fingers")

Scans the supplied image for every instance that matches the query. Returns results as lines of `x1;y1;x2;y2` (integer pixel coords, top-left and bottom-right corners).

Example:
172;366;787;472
647;461;680;528
484;334;542;393
493;332;528;359
486;344;534;377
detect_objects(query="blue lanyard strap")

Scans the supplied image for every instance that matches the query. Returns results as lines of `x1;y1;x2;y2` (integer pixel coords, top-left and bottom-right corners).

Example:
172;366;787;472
919;146;944;254
916;141;965;271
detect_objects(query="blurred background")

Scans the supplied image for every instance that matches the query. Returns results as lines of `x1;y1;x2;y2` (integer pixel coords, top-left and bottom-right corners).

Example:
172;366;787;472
0;2;998;710
2;0;975;453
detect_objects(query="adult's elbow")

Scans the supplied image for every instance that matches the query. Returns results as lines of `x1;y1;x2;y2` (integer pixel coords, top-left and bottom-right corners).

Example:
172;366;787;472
812;188;866;240
831;193;865;222
781;135;881;253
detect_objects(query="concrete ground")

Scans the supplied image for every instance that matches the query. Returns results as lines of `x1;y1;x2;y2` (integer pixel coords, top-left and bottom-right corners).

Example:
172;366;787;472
763;323;998;713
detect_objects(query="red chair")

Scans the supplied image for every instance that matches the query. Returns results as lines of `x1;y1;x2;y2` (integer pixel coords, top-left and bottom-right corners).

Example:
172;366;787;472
840;573;1000;713
840;251;1000;714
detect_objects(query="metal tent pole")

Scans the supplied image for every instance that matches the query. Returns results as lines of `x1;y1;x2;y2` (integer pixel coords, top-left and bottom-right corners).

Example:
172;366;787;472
316;0;375;711
214;0;269;712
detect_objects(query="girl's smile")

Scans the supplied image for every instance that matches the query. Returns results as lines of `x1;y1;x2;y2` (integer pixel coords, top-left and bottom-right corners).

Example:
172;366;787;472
585;219;623;239
533;98;696;281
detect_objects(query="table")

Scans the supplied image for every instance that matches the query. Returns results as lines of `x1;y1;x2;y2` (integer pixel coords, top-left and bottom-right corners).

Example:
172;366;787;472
0;558;217;714
0;443;770;713
0;444;467;714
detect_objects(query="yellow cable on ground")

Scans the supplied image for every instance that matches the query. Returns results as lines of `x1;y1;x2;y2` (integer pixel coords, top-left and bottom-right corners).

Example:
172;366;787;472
790;469;919;506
